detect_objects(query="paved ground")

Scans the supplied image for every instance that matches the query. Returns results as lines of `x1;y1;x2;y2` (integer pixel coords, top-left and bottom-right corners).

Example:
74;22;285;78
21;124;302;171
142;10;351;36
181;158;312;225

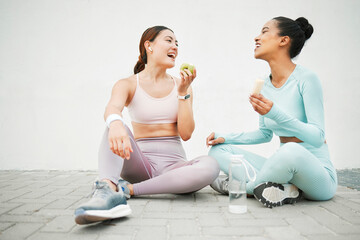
0;170;359;240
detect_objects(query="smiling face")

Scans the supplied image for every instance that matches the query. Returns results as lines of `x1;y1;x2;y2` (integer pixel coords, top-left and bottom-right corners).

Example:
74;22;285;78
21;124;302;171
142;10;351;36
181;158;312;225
147;29;178;69
254;20;285;61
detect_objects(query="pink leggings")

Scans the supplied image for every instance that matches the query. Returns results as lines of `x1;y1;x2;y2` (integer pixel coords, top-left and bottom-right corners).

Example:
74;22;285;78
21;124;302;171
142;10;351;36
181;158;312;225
98;126;219;196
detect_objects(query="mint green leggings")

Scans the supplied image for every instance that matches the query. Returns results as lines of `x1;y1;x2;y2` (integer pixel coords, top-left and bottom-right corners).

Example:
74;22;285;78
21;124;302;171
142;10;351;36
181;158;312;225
209;142;337;200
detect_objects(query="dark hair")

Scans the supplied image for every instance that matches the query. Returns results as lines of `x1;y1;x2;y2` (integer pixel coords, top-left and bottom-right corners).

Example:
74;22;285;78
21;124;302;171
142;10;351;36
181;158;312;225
133;26;173;74
273;16;314;58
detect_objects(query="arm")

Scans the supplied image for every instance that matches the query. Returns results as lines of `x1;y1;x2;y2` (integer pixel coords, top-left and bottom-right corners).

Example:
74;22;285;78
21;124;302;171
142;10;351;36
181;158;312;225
177;69;196;141
216;115;273;144
264;75;325;147
104;79;133;159
206;115;273;146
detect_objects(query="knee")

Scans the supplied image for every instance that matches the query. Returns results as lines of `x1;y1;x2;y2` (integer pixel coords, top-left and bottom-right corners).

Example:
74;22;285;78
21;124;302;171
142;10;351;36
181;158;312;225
208;144;231;159
197;155;220;183
280;142;303;153
276;143;305;162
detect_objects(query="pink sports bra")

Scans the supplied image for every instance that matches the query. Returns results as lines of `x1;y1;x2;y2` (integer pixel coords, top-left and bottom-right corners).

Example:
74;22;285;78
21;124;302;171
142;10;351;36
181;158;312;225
127;74;178;124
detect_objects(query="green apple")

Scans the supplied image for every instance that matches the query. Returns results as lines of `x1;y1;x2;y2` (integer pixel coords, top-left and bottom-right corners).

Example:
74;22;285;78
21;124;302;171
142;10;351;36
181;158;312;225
180;63;195;74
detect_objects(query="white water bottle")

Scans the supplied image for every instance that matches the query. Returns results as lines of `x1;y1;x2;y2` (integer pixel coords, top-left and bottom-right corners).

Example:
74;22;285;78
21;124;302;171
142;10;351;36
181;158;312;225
229;155;247;214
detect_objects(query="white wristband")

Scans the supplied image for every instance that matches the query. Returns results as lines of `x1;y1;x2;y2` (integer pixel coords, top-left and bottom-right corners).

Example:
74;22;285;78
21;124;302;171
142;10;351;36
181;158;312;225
106;114;125;128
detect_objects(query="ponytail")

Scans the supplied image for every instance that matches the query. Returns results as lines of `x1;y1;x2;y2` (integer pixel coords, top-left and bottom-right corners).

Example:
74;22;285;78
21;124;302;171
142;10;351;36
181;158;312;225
134;55;146;74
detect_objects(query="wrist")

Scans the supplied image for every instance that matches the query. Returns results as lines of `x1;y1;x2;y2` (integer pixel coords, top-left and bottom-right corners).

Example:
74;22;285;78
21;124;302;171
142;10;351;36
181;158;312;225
178;93;191;100
106;114;125;128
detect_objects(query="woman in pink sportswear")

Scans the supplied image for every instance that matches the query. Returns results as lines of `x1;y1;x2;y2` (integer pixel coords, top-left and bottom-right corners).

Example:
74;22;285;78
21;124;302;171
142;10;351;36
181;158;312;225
74;26;219;225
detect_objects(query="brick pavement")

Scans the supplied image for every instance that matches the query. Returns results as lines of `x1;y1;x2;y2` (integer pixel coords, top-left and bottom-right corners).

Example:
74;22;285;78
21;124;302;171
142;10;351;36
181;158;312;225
0;170;359;240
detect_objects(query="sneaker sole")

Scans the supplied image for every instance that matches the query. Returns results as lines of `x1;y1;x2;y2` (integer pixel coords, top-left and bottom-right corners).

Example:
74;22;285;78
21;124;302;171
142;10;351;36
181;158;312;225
75;204;132;225
253;182;302;208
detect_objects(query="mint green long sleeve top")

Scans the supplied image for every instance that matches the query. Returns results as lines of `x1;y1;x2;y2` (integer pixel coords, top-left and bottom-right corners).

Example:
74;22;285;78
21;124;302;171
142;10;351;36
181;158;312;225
215;65;326;148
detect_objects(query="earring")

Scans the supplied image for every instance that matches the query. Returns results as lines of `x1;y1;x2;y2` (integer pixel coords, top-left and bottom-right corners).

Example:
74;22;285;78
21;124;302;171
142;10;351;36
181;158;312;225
149;47;153;52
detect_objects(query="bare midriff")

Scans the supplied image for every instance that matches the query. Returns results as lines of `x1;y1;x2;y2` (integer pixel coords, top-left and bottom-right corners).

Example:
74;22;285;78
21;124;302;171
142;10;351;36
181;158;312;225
132;122;179;139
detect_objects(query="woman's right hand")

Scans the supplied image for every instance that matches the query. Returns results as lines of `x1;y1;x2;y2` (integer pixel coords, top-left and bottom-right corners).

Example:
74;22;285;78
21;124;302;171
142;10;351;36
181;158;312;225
108;121;133;159
206;132;225;147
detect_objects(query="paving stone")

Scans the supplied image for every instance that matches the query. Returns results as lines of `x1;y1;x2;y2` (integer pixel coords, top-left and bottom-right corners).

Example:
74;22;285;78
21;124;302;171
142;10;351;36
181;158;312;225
0;189;29;202
264;226;305;240
0;214;54;223
342;216;360;224
301;206;350;227
112;217;167;226
97;234;133;240
126;205;145;218
142;211;197;219
71;222;136;235
27;232;99;240
349;198;360;204
221;207;256;219
169;219;200;235
44;198;80;209
8;198;56;204
45;188;78;197
196;192;222;203
325;223;360;234
202;226;264;236
236;238;272;240
332;196;360;212
307;234;360;240
320;200;359;217
134;225;167;240
20;189;56;199
285;216;332;235
8;202;49;215
0;222;15;232
127;198;149;206
33;208;74;217
0;203;23;214
198;213;227;226
250;209;307;219
228;218;288;227
144;200;171;212
0;222;43;240
40;215;76;232
170;205;221;213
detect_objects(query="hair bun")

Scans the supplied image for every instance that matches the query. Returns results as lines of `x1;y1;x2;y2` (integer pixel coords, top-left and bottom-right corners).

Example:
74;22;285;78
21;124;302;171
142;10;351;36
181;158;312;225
295;17;314;40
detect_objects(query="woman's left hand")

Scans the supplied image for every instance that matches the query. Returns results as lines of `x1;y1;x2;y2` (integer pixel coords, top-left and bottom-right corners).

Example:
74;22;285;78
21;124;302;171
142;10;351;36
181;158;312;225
249;94;273;115
178;68;196;95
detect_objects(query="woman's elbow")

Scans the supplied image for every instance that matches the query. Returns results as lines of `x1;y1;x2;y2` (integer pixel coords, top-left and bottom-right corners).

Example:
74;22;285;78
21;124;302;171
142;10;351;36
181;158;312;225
307;131;325;148
312;137;326;148
180;133;192;141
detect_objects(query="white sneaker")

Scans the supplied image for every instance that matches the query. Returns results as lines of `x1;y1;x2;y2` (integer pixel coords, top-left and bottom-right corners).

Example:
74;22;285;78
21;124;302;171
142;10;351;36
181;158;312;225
74;181;131;224
210;175;229;195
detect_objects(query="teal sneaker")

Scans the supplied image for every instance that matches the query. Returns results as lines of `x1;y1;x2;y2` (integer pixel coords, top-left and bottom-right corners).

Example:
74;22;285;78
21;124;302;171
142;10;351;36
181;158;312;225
117;179;131;200
74;181;131;224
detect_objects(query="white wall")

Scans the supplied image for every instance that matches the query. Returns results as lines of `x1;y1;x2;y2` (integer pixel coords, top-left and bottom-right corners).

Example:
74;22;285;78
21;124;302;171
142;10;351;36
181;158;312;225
1;0;359;170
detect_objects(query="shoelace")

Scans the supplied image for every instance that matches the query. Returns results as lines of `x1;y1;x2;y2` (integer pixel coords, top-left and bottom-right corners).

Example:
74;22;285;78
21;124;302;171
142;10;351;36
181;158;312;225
87;182;108;198
222;178;229;192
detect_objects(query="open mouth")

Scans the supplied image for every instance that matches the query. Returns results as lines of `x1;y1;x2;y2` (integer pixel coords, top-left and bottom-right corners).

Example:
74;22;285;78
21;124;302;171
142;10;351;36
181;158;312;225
167;53;176;60
255;43;261;49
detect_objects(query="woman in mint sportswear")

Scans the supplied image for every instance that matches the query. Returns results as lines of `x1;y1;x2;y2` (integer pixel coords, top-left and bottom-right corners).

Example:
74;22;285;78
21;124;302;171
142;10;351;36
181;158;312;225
207;16;337;208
